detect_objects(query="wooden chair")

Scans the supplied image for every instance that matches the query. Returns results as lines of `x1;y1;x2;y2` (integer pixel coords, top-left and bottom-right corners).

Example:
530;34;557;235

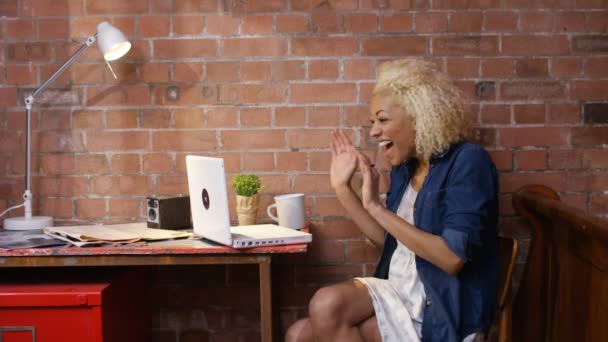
495;236;518;342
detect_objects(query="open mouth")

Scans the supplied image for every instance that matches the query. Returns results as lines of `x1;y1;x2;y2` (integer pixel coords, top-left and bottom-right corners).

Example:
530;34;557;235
378;140;394;151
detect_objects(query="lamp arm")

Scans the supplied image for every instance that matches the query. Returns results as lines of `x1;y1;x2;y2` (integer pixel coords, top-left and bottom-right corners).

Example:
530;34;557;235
18;34;96;220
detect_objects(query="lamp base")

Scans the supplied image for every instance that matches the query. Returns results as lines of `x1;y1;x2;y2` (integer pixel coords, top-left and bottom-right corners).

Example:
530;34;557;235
4;216;54;230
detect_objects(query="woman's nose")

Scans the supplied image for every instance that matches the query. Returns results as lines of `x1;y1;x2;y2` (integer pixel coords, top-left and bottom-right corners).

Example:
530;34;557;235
369;124;381;137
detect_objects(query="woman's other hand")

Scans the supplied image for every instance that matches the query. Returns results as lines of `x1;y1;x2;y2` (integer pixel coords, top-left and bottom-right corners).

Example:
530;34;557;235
330;129;358;190
356;151;383;213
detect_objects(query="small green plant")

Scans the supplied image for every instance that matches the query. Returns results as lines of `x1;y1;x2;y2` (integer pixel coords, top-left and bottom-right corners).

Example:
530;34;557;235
231;174;262;197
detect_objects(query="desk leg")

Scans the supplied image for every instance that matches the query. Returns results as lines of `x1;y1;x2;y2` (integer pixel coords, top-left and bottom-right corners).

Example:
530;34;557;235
259;258;272;342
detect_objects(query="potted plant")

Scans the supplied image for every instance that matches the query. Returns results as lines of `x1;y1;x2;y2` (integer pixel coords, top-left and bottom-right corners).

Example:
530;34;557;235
231;174;262;226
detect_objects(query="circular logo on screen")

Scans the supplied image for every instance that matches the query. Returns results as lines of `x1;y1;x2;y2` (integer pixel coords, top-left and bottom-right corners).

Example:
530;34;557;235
202;188;210;210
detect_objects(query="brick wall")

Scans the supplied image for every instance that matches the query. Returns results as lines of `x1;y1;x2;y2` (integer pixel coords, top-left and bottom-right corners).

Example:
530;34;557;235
1;0;607;340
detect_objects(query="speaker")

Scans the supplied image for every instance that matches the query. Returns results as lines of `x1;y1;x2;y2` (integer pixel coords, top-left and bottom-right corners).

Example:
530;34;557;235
146;196;191;230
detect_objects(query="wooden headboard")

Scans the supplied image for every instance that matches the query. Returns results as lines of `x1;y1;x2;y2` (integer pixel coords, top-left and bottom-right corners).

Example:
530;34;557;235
512;185;608;342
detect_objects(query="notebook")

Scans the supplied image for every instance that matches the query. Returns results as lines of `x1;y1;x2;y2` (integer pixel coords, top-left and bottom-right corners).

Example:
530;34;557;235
185;155;312;248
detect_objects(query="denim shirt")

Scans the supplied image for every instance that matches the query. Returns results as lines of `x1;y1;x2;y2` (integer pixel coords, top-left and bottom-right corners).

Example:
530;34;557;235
373;142;499;342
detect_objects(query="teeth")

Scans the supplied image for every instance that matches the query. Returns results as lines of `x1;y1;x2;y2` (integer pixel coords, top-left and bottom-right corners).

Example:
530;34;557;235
378;141;391;147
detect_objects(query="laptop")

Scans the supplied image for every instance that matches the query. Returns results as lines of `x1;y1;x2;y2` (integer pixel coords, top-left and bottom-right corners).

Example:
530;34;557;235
185;155;312;248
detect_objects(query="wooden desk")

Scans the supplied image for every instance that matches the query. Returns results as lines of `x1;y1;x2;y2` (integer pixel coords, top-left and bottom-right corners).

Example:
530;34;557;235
0;240;308;342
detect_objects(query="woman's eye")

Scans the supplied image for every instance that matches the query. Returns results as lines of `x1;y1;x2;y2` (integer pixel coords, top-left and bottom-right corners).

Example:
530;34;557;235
378;118;388;123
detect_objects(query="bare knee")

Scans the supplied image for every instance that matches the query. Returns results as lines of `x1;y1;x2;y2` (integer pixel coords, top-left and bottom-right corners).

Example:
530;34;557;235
308;286;345;326
285;318;312;342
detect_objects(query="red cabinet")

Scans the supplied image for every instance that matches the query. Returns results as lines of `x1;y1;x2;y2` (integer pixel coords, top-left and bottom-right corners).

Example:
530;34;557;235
0;275;148;342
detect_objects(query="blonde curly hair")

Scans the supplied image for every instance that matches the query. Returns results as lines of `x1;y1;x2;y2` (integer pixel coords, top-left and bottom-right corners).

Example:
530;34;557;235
373;59;473;160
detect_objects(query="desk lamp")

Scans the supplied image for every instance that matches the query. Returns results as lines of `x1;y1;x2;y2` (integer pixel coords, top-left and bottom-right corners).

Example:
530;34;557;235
2;22;131;230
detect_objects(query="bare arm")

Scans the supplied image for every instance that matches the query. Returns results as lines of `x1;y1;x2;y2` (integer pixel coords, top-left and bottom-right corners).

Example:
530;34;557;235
330;129;385;247
356;151;465;275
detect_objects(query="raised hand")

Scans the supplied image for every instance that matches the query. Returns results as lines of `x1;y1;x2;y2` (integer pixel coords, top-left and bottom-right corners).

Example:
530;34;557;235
355;150;382;211
330;129;358;190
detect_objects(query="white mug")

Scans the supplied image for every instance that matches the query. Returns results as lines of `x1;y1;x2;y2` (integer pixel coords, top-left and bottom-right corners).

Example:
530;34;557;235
266;193;306;229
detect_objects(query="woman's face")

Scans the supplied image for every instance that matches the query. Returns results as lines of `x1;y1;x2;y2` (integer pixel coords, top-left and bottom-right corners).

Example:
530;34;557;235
369;94;416;166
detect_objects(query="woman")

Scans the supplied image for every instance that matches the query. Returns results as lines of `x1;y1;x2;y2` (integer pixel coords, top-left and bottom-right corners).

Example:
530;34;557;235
286;59;499;342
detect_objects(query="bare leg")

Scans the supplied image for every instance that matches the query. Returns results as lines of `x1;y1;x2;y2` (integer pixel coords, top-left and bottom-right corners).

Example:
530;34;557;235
359;316;382;342
285;318;313;342
308;280;375;342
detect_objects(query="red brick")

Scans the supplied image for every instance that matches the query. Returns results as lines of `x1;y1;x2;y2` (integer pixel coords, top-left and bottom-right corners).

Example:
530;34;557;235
433;0;500;8
38;111;69;131
111;154;140;173
515;58;548;78
174;108;204;129
346;14;378;33
306;239;346;264
273;60;306;81
288;129;331;149
206;107;237;128
498;127;569;147
566;172;608;192
87;0;148;14
380;13;412;32
310;106;340;127
515;150;547;170
76;154;109;174
503;35;568;55
500;172;567;193
488;150;513;171
583;149;608;168
91;176;154;196
291;0;357;10
308;60;339;80
518;12;553;32
572;127;608;147
504;0;570;8
577;0;607;8
554;12;586;33
547;103;580;124
585;57;608;78
87;85;150;106
276;14;307;33
39;132;84;153
549;149;583;170
293;174;332;194
432;36;497;55
240;61;272;81
484;11;517;31
206;61;238;82
106;110;138;129
223;38;286;56
311;14;344;33
240;108;272;127
22;0;83;16
359;82;376;103
6;65;37;85
221;130;285;150
0;1;17;16
277;152;307;171
242;152;274;171
275;107;306;126
220;84;286;104
7;42;51;62
140;63;170;83
513;104;545;124
480;104;510;125
103;63;137;84
446;58;479;78
586;12;608;33
347;240;381;262
152;0;216;12
241;15;273;34
153;85;217;106
143;153;174;174
39;177;88;196
153;131;216;151
343;59;374;80
108;198;141;218
571;80;608;100
293;37;358;56
172;15;203;35
154;39;217;58
550;57;582;78
589;193;608;217
85;132;149;152
414;12;447;33
449;12;482;32
138;108;169;128
39;63;70;87
139;16;170;37
73;110;103;129
290;83;356;103
258;175;290;193
500;81;564;100
39;154;74;175
41;198;73;218
363;36;427;56
75;198;106;218
71;63;104;85
6;19;36;39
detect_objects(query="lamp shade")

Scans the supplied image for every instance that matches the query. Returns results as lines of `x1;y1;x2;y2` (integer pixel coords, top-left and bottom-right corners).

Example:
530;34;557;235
96;22;131;61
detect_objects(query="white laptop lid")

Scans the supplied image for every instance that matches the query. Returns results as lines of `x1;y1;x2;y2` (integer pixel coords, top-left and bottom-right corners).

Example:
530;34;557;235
186;155;233;246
